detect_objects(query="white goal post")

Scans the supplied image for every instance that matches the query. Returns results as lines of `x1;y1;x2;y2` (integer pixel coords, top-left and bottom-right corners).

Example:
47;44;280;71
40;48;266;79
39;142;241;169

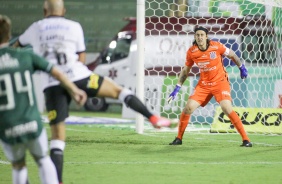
136;0;282;134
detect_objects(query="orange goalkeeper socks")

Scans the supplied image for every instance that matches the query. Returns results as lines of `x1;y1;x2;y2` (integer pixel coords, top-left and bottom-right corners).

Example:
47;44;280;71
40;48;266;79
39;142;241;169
177;112;191;140
228;111;250;141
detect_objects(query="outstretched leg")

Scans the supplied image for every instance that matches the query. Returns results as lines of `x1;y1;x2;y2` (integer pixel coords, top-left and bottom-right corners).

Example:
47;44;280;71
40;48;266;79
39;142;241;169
97;77;171;128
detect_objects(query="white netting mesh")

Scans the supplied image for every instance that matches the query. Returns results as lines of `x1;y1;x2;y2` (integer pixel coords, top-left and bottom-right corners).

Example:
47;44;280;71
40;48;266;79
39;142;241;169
249;0;282;8
144;0;282;134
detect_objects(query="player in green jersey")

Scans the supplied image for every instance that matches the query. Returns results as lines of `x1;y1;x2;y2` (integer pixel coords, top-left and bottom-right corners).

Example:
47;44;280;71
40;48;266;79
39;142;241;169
0;14;87;184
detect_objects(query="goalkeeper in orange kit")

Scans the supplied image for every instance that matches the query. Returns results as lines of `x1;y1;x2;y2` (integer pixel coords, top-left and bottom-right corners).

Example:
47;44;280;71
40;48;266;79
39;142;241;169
168;26;252;147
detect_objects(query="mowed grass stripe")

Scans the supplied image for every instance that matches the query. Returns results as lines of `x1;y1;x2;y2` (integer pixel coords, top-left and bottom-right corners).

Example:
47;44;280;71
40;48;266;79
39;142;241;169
63;126;282;147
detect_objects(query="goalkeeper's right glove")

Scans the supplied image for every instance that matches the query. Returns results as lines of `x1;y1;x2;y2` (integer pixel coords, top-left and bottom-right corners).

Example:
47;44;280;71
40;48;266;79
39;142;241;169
167;84;181;104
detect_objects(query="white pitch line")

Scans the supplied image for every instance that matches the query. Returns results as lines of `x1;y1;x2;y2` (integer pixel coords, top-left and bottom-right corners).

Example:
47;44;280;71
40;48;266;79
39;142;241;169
64;161;282;165
0;160;10;165
66;128;101;133
2;160;282;166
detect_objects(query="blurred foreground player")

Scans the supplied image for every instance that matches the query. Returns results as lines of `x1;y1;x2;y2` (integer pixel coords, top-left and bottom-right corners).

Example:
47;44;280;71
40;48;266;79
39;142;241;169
0;14;87;184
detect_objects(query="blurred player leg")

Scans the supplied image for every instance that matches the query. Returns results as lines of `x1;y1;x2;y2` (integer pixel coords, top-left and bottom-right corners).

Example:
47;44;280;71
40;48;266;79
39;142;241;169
45;86;69;184
50;122;66;183
37;156;59;184
97;77;171;128
12;166;29;184
0;141;30;184
30;129;59;184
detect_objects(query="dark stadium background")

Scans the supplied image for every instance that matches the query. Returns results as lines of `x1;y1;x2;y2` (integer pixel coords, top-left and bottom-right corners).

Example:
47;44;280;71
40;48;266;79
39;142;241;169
0;0;136;53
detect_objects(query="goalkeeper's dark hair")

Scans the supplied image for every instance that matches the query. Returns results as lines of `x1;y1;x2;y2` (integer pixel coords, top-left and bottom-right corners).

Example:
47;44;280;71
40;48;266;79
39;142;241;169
0;15;11;44
192;26;210;47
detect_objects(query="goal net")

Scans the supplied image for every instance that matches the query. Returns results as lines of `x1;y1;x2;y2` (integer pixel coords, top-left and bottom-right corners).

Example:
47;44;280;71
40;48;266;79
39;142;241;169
141;0;282;134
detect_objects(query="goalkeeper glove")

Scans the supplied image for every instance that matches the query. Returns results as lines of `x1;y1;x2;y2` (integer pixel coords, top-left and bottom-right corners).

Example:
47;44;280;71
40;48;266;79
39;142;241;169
167;84;181;104
239;64;248;79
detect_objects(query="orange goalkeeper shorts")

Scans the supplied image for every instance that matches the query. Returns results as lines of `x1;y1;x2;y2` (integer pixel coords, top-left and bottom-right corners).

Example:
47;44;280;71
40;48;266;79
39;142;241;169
189;79;232;107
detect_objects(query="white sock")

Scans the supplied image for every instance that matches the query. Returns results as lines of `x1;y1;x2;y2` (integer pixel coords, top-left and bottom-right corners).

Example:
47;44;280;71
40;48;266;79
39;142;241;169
38;156;59;184
118;88;133;102
12;167;28;184
50;139;65;150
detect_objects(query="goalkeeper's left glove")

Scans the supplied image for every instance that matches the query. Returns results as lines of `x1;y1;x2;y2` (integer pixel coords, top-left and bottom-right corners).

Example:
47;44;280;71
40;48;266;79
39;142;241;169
239;64;248;79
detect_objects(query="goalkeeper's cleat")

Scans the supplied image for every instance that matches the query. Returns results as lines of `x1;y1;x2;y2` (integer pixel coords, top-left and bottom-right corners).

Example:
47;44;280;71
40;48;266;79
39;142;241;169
169;137;182;145
150;116;172;128
240;140;252;147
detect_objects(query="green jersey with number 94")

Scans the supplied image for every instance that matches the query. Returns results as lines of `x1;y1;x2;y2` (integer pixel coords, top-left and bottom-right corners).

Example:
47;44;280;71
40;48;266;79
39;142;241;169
0;47;53;145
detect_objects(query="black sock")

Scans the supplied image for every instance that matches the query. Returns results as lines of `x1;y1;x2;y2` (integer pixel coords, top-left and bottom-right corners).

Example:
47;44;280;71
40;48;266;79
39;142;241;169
50;148;63;183
124;95;153;119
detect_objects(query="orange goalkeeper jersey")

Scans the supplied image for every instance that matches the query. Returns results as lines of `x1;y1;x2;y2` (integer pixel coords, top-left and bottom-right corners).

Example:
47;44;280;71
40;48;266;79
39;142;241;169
186;40;230;86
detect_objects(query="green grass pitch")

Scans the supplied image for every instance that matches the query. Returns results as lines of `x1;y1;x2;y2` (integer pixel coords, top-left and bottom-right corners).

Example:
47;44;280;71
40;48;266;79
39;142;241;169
1;111;282;184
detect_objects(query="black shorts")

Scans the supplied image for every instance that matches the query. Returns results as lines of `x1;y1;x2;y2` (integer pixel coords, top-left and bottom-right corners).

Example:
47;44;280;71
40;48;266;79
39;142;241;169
44;74;104;125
